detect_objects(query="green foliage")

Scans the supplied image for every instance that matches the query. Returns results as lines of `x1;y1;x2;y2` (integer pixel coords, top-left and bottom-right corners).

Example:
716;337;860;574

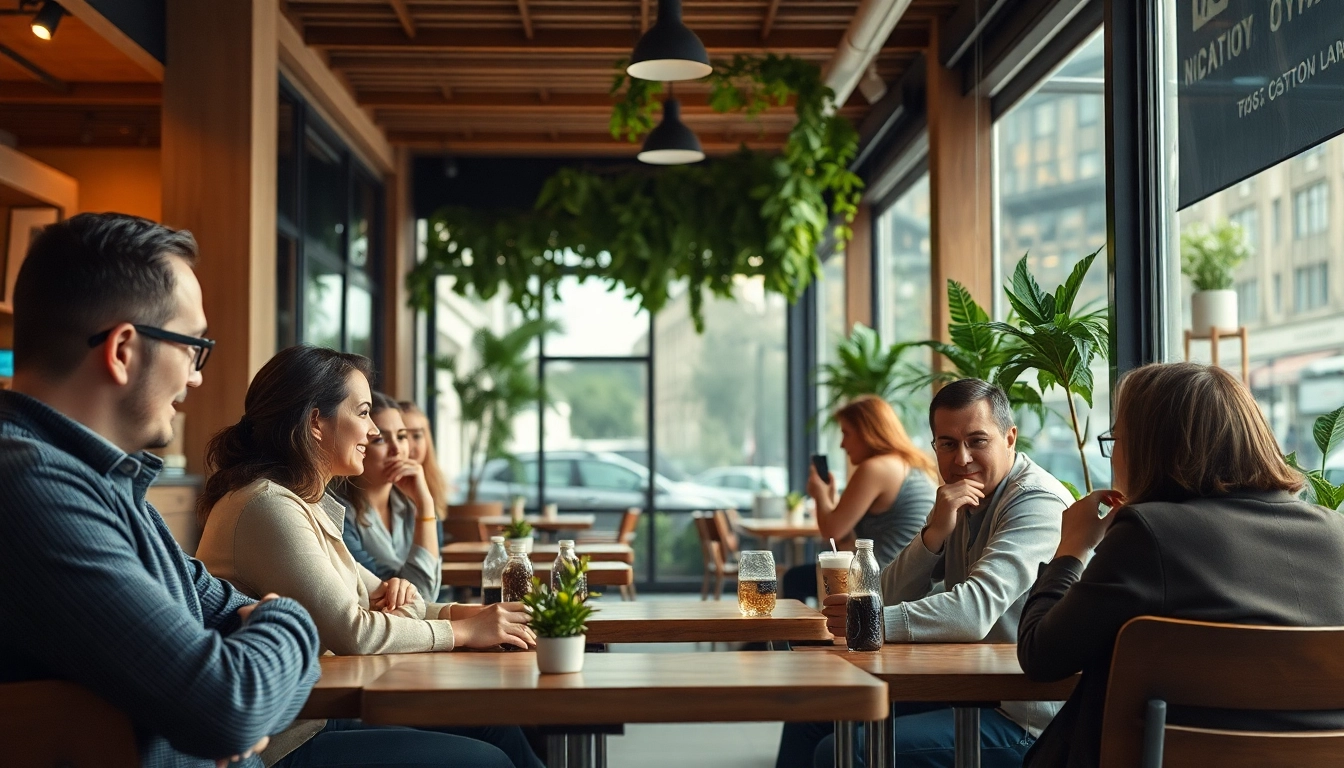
503;519;534;539
786;491;805;509
1180;221;1250;291
523;557;596;638
433;319;558;502
817;323;925;424
1285;406;1344;511
986;250;1109;493
549;363;643;439
407;54;862;332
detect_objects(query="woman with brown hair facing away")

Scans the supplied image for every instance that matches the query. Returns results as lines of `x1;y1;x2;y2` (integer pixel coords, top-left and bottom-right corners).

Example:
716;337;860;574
331;393;442;602
782;394;938;602
1018;362;1344;768
195;344;540;768
398;400;451;519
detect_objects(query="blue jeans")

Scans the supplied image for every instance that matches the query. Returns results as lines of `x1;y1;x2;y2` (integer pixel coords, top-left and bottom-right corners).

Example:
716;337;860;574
777;705;1035;768
274;719;543;768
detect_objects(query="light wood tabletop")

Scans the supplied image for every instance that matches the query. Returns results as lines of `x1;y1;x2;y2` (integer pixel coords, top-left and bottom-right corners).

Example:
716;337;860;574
442;541;633;564
442;560;633;588
299;654;406;719
583;598;830;644
359;651;888;727
479;514;597;532
798;642;1078;702
737;518;821;540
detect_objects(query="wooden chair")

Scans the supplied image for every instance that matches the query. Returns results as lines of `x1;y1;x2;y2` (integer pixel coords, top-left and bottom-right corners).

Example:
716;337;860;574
442;518;488;543
576;507;642;600
1100;616;1344;768
0;680;138;767
692;510;739;601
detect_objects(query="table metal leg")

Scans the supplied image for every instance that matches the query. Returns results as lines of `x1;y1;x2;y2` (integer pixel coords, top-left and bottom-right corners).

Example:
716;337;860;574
953;707;981;768
546;734;568;768
567;734;592;768
595;733;607;768
864;716;890;768
834;721;856;768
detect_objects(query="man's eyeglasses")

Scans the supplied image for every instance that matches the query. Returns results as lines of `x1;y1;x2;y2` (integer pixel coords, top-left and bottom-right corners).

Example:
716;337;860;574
87;325;215;371
1097;429;1116;458
930;437;994;455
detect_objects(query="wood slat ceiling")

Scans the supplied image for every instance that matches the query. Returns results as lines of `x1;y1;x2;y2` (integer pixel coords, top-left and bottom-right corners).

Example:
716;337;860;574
286;0;957;156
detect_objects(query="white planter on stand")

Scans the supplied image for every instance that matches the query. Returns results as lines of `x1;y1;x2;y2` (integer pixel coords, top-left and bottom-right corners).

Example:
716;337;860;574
507;536;534;554
536;634;586;674
1191;289;1239;334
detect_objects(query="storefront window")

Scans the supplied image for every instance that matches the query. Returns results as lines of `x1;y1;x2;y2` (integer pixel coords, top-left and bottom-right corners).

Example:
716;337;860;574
815;250;848;479
876;171;933;438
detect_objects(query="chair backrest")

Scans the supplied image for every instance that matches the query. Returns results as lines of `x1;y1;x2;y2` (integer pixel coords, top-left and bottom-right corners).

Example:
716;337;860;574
1100;616;1344;768
0;680;138;767
442;518;488;543
711;510;739;558
616;507;642;545
692;512;721;569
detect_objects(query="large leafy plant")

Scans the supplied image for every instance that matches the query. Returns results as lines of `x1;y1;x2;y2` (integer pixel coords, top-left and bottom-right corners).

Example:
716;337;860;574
816;324;925;424
1286;406;1344;511
987;250;1109;493
523;557;597;638
407;54;862;332
435;318;558;503
1180;221;1250;291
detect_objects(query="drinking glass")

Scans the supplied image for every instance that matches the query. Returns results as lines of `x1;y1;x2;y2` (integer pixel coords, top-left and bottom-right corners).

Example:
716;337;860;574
737;550;777;616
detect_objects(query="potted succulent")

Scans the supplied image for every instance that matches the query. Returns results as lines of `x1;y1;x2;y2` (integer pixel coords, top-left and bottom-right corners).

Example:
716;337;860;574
502;519;534;554
524;557;596;674
435;318;558;519
1180;220;1250;334
785;491;807;525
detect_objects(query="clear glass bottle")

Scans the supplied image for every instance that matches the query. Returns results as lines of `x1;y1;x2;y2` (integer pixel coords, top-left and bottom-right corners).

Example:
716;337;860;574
481;536;508;605
501;538;534;602
551;539;586;600
845;539;884;652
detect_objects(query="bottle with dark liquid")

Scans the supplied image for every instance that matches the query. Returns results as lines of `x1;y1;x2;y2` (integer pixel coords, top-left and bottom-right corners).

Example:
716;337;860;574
845;539;884;652
481;536;507;605
501;539;534;603
551;539;586;600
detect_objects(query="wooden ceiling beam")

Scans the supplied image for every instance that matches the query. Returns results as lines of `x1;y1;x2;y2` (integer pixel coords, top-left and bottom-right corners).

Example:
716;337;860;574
761;0;783;39
516;0;534;39
305;26;848;54
388;0;417;38
386;129;791;154
0;82;162;105
359;90;805;111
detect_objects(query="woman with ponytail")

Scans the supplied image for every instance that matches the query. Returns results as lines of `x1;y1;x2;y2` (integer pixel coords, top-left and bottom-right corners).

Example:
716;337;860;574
195;344;540;768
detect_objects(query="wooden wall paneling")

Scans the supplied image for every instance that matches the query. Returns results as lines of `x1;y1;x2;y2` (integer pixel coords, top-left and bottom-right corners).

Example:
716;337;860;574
162;0;278;473
925;17;992;355
383;145;415;399
845;203;873;331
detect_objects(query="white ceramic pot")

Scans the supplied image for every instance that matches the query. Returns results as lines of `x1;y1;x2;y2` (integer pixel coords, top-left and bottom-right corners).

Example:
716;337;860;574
507;536;534;554
536;634;586;674
1191;289;1239;334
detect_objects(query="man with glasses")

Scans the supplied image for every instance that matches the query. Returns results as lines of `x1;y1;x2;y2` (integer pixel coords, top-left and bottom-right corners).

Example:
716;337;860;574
0;213;320;767
788;379;1073;768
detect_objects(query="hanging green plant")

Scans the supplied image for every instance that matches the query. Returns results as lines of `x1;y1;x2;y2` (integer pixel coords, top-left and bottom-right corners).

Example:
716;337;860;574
407;54;863;331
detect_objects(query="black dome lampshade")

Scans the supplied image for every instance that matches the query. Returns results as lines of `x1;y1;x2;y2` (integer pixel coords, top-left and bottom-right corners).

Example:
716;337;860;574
627;0;712;82
638;98;705;165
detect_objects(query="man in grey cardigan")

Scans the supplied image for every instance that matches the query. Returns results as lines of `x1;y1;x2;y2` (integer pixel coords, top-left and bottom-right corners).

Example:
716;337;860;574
0;214;321;768
781;379;1071;768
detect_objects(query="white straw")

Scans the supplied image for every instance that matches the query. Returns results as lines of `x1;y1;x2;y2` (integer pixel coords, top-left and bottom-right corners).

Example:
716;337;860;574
829;537;838;553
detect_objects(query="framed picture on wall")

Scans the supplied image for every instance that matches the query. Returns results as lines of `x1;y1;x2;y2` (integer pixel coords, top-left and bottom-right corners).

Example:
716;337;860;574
0;206;59;313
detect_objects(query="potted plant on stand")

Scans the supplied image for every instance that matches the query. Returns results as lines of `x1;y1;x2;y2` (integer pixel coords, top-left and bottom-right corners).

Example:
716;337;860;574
503;519;534;554
524;558;596;674
435;318;558;518
1181;220;1250;335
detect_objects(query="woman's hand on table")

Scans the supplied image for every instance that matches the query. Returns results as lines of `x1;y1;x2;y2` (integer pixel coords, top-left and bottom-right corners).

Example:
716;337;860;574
821;593;848;638
1054;489;1126;561
370;578;418;613
451;602;536;649
442;603;486;620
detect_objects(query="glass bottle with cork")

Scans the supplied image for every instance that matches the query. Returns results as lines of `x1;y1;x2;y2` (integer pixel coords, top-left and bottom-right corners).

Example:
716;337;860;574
501;538;534;602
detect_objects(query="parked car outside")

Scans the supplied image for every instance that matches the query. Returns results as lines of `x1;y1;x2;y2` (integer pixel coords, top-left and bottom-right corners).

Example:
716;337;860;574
693;466;789;496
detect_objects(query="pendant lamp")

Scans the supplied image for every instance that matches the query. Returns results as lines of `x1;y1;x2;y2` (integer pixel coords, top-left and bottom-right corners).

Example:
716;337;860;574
638;96;704;165
31;1;64;40
627;0;711;82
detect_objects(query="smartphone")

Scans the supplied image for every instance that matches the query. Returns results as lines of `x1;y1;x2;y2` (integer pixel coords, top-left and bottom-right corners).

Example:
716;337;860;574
810;454;829;481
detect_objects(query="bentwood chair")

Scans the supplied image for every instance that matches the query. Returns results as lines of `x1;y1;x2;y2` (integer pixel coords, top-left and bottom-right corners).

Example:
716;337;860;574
0;680;138;767
1100;616;1344;768
442;518;488;543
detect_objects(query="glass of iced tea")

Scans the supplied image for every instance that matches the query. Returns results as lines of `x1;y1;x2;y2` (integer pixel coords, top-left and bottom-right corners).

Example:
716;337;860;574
737;550;777;616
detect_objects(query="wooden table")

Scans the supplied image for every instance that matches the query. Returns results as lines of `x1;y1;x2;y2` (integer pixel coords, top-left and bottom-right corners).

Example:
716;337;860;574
299;654;406;719
480;514;597;533
803;643;1079;768
442;560;633;588
583;598;829;645
443;541;633;564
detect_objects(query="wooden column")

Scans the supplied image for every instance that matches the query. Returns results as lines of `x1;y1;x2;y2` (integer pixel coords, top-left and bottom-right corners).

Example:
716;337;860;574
845;203;874;331
383;145;416;399
162;0;278;473
926;18;993;352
